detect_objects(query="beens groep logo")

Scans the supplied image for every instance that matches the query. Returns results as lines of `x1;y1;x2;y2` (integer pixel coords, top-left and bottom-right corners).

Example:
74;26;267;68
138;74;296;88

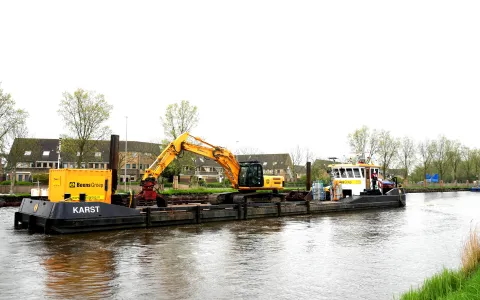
69;182;75;188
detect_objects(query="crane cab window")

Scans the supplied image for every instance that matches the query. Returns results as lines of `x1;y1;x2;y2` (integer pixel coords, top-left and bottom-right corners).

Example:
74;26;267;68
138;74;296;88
239;163;264;187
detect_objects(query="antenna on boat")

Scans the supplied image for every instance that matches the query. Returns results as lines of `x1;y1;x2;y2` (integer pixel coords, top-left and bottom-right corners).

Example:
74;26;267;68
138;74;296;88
328;157;338;163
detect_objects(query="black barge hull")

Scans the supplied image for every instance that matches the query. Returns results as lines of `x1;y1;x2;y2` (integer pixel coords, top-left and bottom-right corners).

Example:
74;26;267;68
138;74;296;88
14;188;406;234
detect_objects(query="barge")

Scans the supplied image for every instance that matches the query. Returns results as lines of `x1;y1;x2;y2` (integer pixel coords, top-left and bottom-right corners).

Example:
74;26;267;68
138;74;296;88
14;187;405;234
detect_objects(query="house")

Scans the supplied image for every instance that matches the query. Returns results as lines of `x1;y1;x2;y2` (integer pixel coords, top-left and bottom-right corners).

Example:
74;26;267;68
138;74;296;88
236;153;294;182
178;153;296;184
179;156;225;184
6;137;161;183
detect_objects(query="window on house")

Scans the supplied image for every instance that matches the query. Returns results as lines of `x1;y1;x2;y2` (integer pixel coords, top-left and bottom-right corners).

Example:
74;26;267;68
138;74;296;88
139;164;143;170
199;158;204;163
132;164;136;169
63;163;68;168
18;175;23;181
95;152;102;157
126;164;130;169
48;163;53;168
30;162;34;168
24;151;32;156
43;151;50;156
36;162;41;168
81;163;86;168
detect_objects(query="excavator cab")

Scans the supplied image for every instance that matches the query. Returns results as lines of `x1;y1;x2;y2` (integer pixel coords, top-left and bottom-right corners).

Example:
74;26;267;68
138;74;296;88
238;161;264;188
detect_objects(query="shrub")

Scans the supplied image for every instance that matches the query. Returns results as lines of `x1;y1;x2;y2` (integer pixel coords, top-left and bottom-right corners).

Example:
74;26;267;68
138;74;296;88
461;224;480;275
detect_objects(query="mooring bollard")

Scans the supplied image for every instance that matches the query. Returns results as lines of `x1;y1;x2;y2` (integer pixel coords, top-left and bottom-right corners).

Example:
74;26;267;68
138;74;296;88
237;204;242;220
243;202;248;220
306;200;311;214
276;202;282;217
14;212;21;229
196;205;202;224
28;215;36;234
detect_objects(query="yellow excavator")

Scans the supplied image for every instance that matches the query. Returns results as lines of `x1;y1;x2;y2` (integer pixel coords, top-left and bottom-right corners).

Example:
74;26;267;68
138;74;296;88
134;132;285;207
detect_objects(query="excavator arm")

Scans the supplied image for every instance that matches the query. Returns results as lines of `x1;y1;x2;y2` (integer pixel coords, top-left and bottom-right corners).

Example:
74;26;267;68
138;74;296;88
142;132;241;189
135;132;284;207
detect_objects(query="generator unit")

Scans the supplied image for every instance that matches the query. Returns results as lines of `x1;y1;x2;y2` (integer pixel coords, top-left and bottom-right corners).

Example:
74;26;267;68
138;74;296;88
48;169;113;203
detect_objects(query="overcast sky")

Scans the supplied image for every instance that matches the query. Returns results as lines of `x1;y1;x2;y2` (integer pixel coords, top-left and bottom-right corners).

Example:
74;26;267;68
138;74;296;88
1;1;479;161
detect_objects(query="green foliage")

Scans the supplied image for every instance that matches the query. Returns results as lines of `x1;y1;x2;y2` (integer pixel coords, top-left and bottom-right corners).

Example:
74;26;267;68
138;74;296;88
159;188;234;195
0;84;28;154
160;100;199;140
398;268;465;300
0;193;30;198
205;182;230;188
32;173;49;184
0;180;33;186
442;267;480;299
16;181;33;186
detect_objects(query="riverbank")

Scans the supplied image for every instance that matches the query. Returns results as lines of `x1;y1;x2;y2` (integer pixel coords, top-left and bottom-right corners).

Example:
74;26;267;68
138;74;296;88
404;187;472;193
397;226;480;299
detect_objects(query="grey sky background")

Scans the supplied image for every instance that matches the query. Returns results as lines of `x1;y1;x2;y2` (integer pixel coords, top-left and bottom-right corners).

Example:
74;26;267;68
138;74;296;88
1;1;479;162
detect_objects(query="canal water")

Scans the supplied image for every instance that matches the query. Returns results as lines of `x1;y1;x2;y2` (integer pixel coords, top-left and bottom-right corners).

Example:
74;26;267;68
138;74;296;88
1;192;480;300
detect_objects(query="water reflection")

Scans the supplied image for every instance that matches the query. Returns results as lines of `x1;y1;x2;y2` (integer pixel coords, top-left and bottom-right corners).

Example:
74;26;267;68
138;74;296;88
39;235;116;299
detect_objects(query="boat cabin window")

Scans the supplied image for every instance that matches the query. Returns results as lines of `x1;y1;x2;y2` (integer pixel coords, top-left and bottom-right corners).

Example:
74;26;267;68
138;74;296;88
361;168;365;178
353;168;361;178
346;168;353;178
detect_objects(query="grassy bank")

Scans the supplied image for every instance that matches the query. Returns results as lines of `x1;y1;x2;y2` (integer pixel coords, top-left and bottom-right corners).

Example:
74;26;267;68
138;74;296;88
397;226;480;299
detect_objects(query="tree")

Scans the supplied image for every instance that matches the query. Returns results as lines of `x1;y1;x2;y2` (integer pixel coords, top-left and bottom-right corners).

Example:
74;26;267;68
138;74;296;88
161;100;199;140
4;125;36;193
0;84;28;155
461;147;474;181
58;89;113;168
433;135;450;181
397;136;416;181
289;145;305;183
347;126;379;161
447;140;462;182
418;139;435;187
377;130;399;178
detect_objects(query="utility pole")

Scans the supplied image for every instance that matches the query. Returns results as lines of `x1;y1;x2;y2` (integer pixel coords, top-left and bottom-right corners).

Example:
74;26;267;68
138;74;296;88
57;138;62;169
125;116;128;192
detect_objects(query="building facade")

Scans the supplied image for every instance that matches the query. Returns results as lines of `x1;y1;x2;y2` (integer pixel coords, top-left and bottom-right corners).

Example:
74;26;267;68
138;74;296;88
5;138;161;183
